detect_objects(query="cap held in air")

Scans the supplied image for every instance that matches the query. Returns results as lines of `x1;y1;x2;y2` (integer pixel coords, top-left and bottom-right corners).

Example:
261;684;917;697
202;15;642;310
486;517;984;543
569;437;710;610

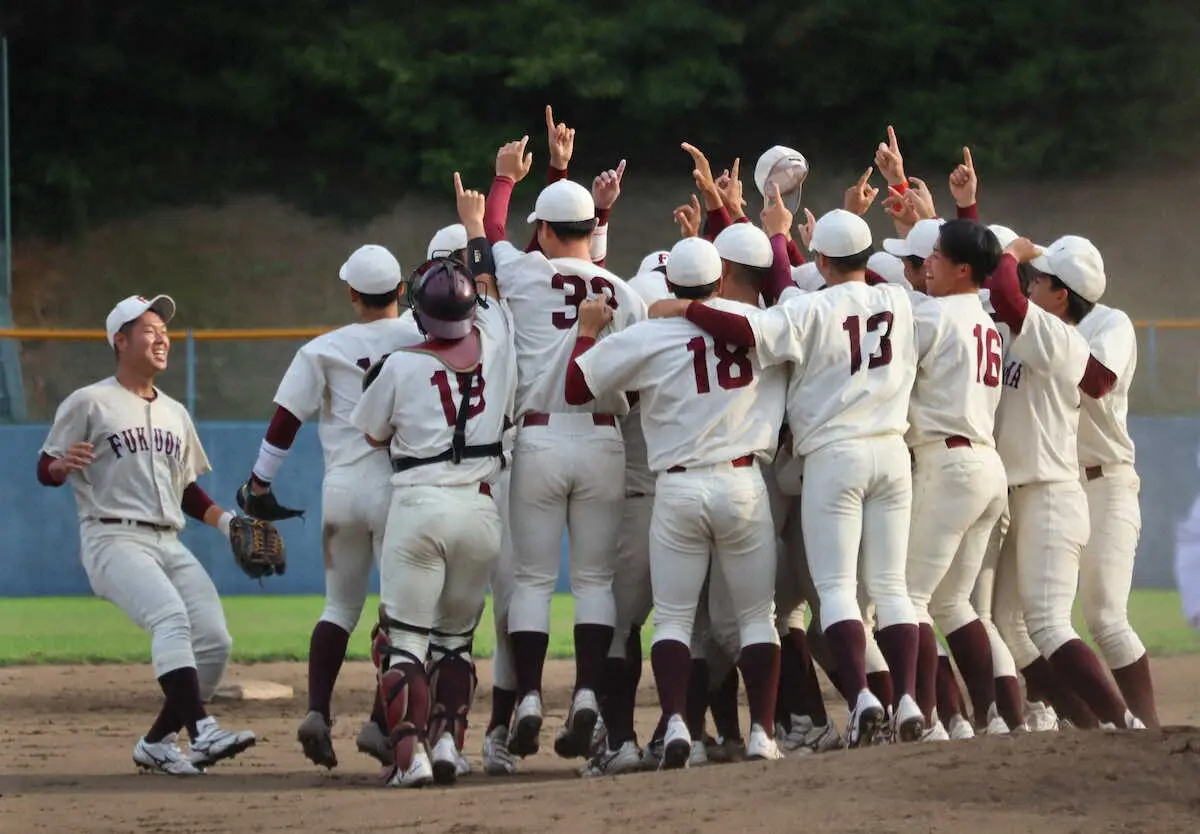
1031;235;1106;303
527;179;596;224
340;244;403;295
666;237;723;288
715;223;773;269
105;295;176;347
882;218;945;260
810;209;873;258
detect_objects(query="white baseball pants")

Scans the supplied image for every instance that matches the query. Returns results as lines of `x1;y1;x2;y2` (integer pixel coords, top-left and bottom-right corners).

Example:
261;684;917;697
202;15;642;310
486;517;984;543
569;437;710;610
607;493;655;661
1080;465;1146;669
318;471;390;633
80;521;231;697
1176;492;1200;630
972;508;1020;678
800;434;916;631
649;462;778;652
490;467;517;691
906;441;1007;634
507;416;625;633
379;485;501;660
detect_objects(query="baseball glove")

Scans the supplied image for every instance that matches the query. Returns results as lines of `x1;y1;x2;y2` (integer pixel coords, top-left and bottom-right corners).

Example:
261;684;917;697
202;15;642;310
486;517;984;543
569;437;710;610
229;516;287;579
236;479;305;521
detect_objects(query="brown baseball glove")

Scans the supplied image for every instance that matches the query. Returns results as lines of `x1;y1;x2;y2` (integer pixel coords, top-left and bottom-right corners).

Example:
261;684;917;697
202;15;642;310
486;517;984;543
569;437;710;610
229;516;287;579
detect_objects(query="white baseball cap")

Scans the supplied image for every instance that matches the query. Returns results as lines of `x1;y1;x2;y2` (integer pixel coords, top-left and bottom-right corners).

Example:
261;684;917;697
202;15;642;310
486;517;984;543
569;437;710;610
666;237;722;288
106;295;176;347
1031;235;1106;303
754;145;808;198
791;262;824;291
340;244;402;295
882;218;945;260
638;250;670;275
427;224;469;260
810;209;872;258
988;224;1019;250
527;179;595;224
714;223;772;269
867;252;908;286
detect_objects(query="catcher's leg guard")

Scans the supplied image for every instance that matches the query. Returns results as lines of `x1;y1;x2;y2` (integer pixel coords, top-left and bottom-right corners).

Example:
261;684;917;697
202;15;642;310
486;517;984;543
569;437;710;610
372;609;432;777
427;632;477;753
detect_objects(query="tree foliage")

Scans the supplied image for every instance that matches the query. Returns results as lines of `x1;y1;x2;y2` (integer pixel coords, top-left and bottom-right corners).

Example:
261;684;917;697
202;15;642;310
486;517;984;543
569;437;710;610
6;0;1199;236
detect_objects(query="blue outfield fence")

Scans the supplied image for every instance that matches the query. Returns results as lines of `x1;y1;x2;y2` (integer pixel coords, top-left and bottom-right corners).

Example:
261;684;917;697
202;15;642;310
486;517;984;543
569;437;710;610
1;418;1199;598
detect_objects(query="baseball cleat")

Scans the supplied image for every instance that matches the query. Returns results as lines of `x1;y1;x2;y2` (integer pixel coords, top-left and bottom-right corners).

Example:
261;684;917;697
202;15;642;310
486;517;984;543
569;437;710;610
776;714;814;754
921;721;951;742
430;732;463;785
356;719;393;765
133;734;203;776
894;695;925;742
660;714;692;770
509;692;543;757
1125;711;1147;730
297;710;338;769
746;723;784;761
589;712;608;758
1024;700;1059;732
387;746;434;788
947;714;976;740
985;704;1011;736
846;689;886;749
705;734;746;763
187;717;256;768
640;736;664;770
554;687;599;760
804;721;844;753
688;739;710;767
482;725;517;776
580;740;642;778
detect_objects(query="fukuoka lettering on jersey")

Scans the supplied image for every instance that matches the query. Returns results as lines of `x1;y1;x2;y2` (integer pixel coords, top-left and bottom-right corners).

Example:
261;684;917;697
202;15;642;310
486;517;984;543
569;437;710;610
994;304;1091;486
575;298;787;472
273;317;425;479
750;282;917;457
906;293;1003;448
493;242;647;418
350;301;516;488
1075;303;1137;467
41;378;210;530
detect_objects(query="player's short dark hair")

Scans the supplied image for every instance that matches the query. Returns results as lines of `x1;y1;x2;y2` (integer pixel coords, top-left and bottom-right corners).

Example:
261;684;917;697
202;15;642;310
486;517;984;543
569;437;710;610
112;320;135;359
938;219;1002;287
726;262;769;286
1048;275;1095;324
825;248;872;274
544;219;596;242
903;255;925;271
669;280;720;300
357;288;400;309
1016;262;1037;296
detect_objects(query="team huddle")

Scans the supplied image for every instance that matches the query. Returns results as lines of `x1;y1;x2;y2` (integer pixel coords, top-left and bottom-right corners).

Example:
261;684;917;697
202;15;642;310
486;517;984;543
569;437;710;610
38;107;1158;786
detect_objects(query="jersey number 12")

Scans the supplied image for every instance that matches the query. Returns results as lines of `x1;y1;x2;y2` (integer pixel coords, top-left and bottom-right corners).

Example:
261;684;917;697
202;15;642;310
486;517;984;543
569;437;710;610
686;338;752;393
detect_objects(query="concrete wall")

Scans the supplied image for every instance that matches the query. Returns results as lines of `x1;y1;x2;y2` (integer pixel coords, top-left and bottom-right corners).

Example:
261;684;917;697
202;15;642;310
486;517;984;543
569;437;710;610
2;418;1198;598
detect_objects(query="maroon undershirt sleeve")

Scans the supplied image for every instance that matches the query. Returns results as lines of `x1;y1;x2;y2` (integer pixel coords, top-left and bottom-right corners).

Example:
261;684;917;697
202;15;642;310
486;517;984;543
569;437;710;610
786;238;806;266
484;175;515;244
684;303;756;346
37;452;64;487
1080;357;1117;399
761;234;796;307
703;206;732;241
865;270;886;286
564;337;597;405
264;407;302;449
181;482;215;521
957;203;980;221
983;254;1029;332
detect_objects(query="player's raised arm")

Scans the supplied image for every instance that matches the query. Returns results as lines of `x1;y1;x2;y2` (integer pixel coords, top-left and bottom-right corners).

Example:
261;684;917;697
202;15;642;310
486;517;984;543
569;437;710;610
681;142;730;240
456;172;500;301
949;146;980;221
484;136;533;244
986;241;1036;332
589;159;625;267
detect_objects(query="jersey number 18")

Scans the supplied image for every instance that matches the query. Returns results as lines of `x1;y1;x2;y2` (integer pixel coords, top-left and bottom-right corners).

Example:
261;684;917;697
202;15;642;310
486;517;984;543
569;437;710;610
686;338;752;393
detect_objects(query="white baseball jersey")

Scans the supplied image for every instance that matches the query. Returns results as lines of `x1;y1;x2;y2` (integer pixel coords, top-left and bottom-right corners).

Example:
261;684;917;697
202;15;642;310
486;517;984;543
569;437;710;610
994;304;1091;486
906;293;1003;448
627;271;671;306
751;282;917;456
273;317;425;478
575;298;787;472
41;378;210;531
493;243;647;418
351;301;516;488
1075;303;1136;467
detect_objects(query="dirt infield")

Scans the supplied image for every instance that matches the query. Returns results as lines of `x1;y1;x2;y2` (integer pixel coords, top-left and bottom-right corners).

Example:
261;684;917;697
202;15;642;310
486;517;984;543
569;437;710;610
2;658;1199;834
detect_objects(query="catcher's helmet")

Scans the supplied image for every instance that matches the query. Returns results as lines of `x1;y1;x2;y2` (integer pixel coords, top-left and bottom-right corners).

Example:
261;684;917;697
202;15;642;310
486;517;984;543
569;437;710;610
407;257;479;340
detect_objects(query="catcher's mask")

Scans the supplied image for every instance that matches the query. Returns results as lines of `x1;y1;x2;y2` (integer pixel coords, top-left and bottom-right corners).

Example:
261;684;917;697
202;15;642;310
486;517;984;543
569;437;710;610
406;256;486;340
754;145;809;214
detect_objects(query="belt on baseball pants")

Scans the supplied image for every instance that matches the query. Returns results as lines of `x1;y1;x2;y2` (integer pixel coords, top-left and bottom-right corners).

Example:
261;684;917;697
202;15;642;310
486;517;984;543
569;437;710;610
666;454;754;474
521;411;616;428
96;517;173;533
1084;465;1104;481
945;435;971;449
479;482;492;497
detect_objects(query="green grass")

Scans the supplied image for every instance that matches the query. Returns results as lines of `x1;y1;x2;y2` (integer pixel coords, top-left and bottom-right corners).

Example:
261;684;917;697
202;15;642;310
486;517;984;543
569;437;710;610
0;590;1196;666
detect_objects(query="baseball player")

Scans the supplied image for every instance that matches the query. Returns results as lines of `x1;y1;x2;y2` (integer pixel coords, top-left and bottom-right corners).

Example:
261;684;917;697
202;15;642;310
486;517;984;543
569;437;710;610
38;294;255;776
349;175;515;788
882;217;944;293
427;223;469;260
1178;482;1200;632
1075;297;1159;725
903;219;1009;735
985;234;1142;729
236;243;423;769
568;235;789;768
654;204;924;747
482;133;647;761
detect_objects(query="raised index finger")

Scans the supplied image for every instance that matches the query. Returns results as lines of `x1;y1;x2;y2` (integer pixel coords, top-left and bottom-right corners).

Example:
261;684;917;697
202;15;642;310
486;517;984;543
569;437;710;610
962;146;974;170
731;157;740;181
857;166;873;188
887;125;900;153
545;104;556;132
454;171;464;196
681;142;708;169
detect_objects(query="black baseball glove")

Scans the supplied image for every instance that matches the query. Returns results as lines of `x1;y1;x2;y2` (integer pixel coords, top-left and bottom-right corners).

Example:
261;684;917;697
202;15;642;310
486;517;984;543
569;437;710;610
236;479;305;521
229;516;287;579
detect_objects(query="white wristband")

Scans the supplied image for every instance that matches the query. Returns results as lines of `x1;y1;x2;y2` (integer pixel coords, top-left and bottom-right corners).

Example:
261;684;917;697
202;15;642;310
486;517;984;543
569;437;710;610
252;440;289;484
217;511;234;540
590;222;608;263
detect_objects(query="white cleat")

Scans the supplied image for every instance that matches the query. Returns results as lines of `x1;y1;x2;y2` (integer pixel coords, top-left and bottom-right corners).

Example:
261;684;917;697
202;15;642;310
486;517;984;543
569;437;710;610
893;695;925;743
985;704;1011;735
1103;710;1147;731
947;714;976;740
133;734;203;776
688;739;710;767
589;712;608;757
482;725;517;776
187;717;256;768
846;689;886;748
580;739;642;777
1025;700;1059;733
746;723;784;761
554;687;600;759
804;721;844;753
509;692;543;757
430;732;463;785
387;746;434;788
921;720;951;742
356;720;393;766
660;714;692;770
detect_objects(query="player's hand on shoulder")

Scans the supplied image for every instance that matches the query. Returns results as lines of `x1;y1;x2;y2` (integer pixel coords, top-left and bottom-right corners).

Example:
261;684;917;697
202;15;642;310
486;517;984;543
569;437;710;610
50;441;95;478
578;296;614;338
648;298;692;320
496;136;533;183
592;159;627;211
